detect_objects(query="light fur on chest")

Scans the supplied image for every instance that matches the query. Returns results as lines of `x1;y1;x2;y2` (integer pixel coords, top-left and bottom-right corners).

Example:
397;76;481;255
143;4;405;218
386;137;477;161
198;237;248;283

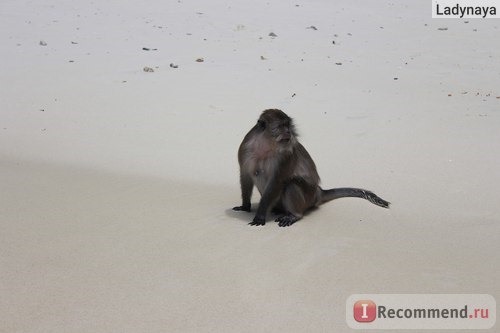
241;134;280;194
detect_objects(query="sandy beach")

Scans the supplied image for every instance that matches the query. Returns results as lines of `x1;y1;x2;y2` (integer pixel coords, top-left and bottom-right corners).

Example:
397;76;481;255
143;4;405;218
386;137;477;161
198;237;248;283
1;1;499;332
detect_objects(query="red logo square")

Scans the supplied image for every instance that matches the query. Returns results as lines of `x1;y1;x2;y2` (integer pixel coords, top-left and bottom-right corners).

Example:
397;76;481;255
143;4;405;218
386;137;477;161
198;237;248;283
353;300;376;322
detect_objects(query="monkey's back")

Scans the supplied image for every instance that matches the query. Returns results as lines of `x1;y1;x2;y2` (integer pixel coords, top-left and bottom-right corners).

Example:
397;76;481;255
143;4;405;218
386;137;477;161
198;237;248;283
290;142;321;186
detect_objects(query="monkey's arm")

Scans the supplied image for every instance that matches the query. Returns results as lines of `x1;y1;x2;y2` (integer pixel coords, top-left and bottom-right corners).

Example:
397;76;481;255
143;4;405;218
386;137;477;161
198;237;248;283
233;171;253;212
249;178;283;226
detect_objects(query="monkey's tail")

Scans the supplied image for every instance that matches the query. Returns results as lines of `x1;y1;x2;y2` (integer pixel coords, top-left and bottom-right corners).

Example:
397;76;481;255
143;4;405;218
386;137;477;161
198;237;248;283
320;187;390;208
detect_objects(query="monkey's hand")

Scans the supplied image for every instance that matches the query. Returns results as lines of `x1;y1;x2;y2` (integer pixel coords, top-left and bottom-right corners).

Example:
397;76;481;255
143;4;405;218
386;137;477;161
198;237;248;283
249;215;266;226
233;204;251;212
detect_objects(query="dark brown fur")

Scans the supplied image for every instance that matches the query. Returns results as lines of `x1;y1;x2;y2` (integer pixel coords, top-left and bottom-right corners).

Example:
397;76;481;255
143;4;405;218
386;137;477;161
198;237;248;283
233;109;390;227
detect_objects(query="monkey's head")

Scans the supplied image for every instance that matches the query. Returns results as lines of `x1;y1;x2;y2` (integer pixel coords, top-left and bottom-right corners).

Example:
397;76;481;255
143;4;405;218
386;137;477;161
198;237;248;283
257;109;297;146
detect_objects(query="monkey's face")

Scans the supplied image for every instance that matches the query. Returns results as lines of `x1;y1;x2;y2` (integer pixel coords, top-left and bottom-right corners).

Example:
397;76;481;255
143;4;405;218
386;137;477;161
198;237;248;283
258;109;297;146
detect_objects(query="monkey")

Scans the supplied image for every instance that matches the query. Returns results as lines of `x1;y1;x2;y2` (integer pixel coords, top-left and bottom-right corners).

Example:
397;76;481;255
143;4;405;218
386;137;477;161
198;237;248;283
232;109;390;227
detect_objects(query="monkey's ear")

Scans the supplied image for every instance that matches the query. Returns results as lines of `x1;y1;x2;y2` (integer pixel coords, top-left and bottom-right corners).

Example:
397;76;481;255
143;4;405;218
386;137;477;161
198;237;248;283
257;119;266;129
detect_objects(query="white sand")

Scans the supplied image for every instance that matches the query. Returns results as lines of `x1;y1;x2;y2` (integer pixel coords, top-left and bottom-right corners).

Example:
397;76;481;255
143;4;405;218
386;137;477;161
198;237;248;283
1;1;499;332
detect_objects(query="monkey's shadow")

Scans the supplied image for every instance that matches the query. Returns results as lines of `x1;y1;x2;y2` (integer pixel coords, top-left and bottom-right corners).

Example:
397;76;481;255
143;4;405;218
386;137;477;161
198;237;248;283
225;204;319;225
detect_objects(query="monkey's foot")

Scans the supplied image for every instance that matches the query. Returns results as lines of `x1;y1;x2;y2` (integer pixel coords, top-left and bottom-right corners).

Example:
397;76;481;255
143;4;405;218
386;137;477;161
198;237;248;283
275;214;299;227
249;215;266;226
233;204;251;212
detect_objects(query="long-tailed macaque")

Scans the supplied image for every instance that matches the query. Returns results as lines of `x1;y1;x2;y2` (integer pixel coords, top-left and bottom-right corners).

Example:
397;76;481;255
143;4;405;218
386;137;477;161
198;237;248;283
233;109;390;227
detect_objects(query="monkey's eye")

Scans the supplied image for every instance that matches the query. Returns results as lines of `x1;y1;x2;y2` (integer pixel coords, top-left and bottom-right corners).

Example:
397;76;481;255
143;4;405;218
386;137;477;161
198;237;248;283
257;120;266;128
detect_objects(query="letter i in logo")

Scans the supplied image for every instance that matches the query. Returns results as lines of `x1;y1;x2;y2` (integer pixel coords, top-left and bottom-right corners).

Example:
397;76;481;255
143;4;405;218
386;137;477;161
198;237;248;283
353;300;376;322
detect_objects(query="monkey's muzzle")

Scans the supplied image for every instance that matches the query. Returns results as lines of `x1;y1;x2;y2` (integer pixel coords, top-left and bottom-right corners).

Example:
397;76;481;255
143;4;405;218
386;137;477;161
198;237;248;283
279;133;291;142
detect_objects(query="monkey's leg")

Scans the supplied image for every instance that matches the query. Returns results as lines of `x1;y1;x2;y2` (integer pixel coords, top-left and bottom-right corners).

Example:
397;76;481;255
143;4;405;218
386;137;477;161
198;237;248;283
250;180;282;226
275;179;315;227
233;172;253;212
